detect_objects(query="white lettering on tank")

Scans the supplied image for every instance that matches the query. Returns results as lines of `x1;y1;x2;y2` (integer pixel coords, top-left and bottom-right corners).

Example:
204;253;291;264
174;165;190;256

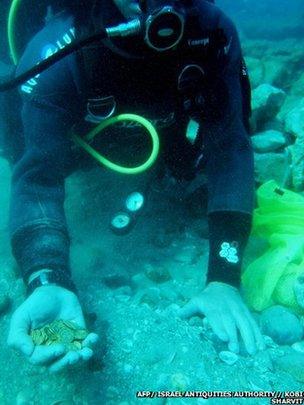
21;26;76;94
21;85;33;94
63;33;72;45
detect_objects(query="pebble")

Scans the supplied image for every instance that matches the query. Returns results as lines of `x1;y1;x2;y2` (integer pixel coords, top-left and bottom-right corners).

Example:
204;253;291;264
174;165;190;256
251;130;286;153
218;351;239;365
291;341;304;354
263;335;278;348
260;305;303;345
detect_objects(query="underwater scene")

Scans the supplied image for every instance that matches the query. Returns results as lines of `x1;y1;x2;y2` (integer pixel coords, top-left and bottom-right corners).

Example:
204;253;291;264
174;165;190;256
0;0;304;403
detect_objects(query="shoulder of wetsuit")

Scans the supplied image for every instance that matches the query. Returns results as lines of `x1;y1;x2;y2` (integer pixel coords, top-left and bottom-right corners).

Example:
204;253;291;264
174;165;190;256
16;13;78;100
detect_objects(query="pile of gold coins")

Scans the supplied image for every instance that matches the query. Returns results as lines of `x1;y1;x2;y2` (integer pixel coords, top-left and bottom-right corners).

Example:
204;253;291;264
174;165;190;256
30;320;89;351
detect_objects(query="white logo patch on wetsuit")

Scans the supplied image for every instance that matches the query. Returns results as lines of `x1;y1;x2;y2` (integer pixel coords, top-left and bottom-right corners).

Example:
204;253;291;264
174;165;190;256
219;242;239;264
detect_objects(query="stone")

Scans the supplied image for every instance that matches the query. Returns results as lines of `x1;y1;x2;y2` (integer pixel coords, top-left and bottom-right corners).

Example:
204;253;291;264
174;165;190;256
290;72;304;97
260;305;303;345
287;142;304;191
251;130;286;152
293;274;304;308
251;84;286;131
263;59;288;88
244;57;264;89
274;352;304;383
254;152;288;185
284;99;304;139
291;341;304;354
218;351;239;365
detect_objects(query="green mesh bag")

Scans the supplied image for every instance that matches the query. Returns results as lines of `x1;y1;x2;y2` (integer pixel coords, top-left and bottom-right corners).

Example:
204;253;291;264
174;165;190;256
242;180;304;314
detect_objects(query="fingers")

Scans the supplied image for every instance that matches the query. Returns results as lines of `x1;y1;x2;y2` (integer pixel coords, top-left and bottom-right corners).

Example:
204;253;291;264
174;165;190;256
47;333;99;373
178;299;201;319
220;314;239;353
7;309;34;357
29;344;66;366
48;347;93;374
233;309;257;355
208;317;229;343
82;333;99;348
247;314;266;351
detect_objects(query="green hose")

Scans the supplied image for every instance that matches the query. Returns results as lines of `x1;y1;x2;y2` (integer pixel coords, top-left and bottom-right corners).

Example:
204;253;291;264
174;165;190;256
7;3;160;174
8;0;21;64
71;114;160;175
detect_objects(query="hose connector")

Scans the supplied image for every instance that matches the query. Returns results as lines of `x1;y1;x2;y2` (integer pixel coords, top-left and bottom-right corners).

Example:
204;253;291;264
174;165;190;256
106;19;142;37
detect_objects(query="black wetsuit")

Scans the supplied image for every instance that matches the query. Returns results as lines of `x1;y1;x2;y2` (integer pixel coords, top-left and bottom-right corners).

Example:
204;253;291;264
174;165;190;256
9;0;254;294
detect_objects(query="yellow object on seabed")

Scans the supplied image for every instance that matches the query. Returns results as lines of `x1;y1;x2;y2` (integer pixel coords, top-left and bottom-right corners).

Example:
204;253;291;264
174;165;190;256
242;180;304;314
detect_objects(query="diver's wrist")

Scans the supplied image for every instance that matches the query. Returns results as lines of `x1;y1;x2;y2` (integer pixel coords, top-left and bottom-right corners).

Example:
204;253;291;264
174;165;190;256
26;268;77;296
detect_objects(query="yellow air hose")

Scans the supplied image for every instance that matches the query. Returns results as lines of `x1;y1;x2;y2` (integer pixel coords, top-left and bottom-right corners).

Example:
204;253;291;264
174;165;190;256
71;114;160;174
8;0;21;64
7;2;160;174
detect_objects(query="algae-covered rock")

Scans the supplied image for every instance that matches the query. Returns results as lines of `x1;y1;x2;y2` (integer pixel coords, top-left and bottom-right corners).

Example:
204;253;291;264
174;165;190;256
252;130;286;153
254;152;288;184
287;142;304;191
251;84;286;131
245;57;264;89
260;305;303;345
284;100;304;139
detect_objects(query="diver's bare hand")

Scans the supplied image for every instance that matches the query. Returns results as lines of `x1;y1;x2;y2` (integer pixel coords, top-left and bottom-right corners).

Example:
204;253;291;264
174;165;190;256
7;285;99;373
179;281;265;355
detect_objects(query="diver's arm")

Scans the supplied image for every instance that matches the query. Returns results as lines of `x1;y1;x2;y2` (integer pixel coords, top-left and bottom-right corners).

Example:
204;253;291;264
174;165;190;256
202;14;254;288
10;100;77;295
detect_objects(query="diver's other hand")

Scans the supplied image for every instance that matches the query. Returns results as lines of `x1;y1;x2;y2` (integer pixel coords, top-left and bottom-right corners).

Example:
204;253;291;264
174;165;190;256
7;285;99;372
179;281;265;355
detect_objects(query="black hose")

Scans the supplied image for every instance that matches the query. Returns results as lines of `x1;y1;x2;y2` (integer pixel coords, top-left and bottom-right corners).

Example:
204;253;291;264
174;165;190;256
0;29;107;92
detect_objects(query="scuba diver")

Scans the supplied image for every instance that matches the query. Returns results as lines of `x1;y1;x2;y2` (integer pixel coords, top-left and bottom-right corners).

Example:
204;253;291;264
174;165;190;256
5;0;265;373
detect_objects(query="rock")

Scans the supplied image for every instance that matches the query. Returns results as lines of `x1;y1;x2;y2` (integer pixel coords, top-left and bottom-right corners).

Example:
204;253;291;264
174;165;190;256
293;274;304;308
252;130;286;152
263;59;288;88
287;142;304;191
290;72;304;97
274;352;304;383
291;341;304;354
254;152;288;185
260;305;303;345
251;84;286;131
218;351;239;365
245;57;264;89
263;335;278;349
284;99;304;139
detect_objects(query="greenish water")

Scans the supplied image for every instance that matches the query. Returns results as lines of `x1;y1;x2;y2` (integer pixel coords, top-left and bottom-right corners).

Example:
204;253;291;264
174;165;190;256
1;1;304;404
